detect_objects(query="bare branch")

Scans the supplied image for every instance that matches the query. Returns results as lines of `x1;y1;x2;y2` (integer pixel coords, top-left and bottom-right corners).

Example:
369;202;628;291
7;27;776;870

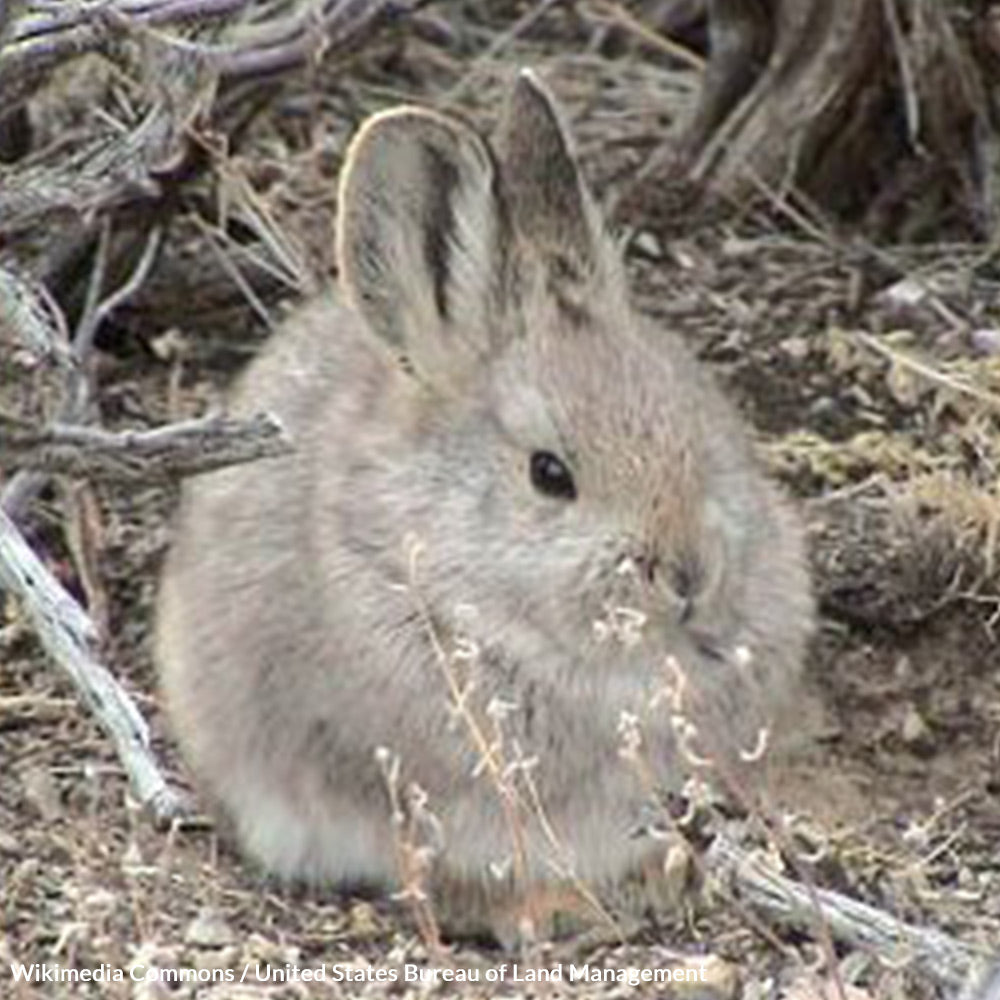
0;266;74;371
0;0;236;107
72;223;165;407
1;266;79;517
210;0;410;79
9;0;252;41
0;0;429;258
2;227;165;515
0;94;190;237
0;506;184;822
0;412;292;481
0;0;429;110
707;832;989;992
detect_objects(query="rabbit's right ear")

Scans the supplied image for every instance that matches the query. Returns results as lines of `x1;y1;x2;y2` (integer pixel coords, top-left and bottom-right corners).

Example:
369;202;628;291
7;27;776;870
496;71;610;280
336;108;507;381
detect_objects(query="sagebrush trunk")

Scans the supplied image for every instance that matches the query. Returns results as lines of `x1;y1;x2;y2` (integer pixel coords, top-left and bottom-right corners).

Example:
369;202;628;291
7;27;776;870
669;0;997;237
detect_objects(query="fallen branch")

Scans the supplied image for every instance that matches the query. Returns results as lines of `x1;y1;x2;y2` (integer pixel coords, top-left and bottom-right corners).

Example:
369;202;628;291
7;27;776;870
0;0;428;121
0;411;292;481
707;832;992;993
0;506;184;823
1;0;429;246
0;258;289;814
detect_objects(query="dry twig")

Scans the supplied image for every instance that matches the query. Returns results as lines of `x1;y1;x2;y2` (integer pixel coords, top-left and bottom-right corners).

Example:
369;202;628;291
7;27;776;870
0;411;291;481
0;506;184;822
707;833;990;993
0;0;429;108
0;0;429;245
1;227;166;517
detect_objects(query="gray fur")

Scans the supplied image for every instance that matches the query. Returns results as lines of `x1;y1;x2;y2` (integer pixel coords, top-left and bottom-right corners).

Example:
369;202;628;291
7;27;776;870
156;71;813;937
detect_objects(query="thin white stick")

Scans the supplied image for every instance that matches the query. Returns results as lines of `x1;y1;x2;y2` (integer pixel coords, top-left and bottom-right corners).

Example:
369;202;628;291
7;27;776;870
708;833;990;992
0;507;183;822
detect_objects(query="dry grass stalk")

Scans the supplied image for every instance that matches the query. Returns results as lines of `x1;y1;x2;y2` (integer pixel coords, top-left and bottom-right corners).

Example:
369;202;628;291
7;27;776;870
381;536;621;952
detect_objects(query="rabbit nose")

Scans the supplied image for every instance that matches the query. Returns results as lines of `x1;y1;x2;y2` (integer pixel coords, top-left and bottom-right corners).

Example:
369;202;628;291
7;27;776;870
633;552;660;585
632;551;698;622
669;560;701;623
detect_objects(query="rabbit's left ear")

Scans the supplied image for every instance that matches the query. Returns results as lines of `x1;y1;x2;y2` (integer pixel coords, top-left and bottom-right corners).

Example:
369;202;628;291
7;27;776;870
336;106;509;381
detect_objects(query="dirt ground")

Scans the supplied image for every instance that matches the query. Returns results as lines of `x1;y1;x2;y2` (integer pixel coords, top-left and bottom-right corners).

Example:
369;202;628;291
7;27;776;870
3;5;1000;999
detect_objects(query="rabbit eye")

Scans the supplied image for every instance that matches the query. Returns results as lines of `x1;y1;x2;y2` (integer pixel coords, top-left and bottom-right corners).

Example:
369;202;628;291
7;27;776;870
529;450;576;500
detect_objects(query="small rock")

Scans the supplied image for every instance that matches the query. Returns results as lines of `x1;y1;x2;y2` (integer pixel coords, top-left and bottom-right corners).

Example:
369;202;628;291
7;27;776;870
81;888;118;920
347;900;381;939
669;243;700;271
886;360;923;407
808;395;837;419
971;328;1000;356
779;336;811;361
19;764;62;822
878;277;928;309
631;230;664;259
893;654;913;681
900;704;934;751
184;908;236;948
720;236;761;259
120;839;145;871
673;954;739;999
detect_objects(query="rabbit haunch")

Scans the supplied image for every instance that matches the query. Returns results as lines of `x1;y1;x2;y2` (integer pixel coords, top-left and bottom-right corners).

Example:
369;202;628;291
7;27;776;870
156;71;813;935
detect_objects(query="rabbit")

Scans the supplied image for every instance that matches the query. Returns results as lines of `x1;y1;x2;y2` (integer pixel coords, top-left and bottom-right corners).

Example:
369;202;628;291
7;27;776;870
156;70;814;941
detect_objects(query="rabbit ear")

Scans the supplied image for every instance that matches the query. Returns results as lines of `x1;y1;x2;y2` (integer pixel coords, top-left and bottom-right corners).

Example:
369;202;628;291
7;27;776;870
496;70;604;271
336;107;506;375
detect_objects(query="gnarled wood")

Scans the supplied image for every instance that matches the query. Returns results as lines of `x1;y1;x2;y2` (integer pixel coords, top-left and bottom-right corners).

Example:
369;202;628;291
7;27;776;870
673;0;996;234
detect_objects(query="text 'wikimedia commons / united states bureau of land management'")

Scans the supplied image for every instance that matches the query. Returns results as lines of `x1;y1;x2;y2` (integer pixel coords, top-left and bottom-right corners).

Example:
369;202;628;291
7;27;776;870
9;960;715;988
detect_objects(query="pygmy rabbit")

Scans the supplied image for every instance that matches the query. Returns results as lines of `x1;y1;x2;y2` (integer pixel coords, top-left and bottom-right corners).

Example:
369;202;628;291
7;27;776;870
157;71;813;940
